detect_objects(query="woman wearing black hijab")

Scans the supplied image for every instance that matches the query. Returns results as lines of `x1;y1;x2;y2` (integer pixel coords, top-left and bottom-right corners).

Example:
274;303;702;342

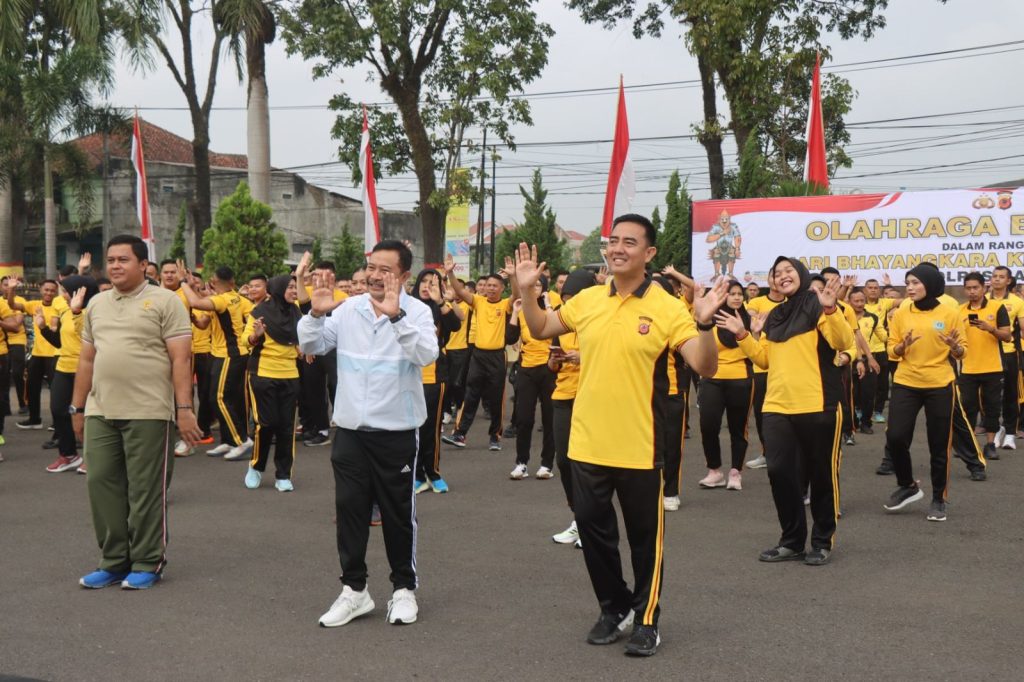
42;276;99;473
717;257;852;565
242;275;306;492
882;264;966;522
697;281;753;492
412;269;462;493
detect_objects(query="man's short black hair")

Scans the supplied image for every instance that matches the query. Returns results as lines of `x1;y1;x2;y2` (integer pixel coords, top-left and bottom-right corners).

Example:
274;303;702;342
820;266;841;277
485;273;505;284
59;265;78;277
963;271;986;287
159;258;177;269
848;287;865;298
41;279;58;288
249;274;268;283
864;278;879;286
371;240;413;273
107;234;149;262
215;266;235;282
810;274;827;285
612;213;657;246
314;261;336;273
994;265;1012;277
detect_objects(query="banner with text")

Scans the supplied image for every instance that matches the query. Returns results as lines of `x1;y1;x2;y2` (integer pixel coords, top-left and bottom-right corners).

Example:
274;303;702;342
691;188;1024;286
445;168;471;275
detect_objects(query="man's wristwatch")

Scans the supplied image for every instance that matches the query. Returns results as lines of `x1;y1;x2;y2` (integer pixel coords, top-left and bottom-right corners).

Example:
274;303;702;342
389;309;407;324
696;320;715;332
68;405;85;415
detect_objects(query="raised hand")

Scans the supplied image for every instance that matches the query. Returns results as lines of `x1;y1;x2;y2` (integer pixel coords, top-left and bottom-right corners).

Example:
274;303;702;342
842;274;858;288
7;276;23;290
252;317;266;339
714;309;746;335
175;258;190;283
502;256;516;279
295;251;312;279
78;251;92;274
750;312;767;336
69;287;87;314
443;252;456;275
428;277;442;303
443;284;456;303
33;308;45;330
513;242;544;292
511;298;523;316
662;264;678;277
816;276;842;309
596;265;608;284
368;271;402;319
310;273;339;315
693;278;730;325
882;272;892;287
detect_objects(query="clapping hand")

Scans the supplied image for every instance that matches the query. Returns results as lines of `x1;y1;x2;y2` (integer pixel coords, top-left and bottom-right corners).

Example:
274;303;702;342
693;279;731;325
368;271;402;319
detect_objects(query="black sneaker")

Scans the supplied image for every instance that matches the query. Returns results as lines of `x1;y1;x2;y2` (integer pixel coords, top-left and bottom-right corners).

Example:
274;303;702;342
883;485;924;512
16;419;43;430
624;623;661;657
758;546;805;562
303;433;330;447
859;424;874;435
489;438;501;451
875;459;894;475
970;467;987;482
843;434;856;446
441;433;466;448
503;425;517;438
586;610;633;645
804;548;831;566
42;438;59;450
926;500;947;522
984;443;1000;461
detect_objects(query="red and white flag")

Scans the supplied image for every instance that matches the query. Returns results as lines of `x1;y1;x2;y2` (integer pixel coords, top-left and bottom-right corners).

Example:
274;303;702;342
803;53;829;190
131;112;155;260
360;106;381;256
601;76;635;239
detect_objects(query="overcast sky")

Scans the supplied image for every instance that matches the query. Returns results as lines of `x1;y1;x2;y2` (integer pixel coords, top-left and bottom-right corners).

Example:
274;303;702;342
110;0;1024;235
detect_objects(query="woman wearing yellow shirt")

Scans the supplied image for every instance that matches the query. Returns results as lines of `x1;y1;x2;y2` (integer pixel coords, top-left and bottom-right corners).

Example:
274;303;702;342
242;275;305;492
699;281;753;492
41;276;96;473
883;264;966;522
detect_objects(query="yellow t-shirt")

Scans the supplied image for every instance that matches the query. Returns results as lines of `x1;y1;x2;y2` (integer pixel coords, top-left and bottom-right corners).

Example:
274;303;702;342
210;291;252;358
55;308;85;373
469;295;510;351
960;299;1008;376
990;293;1024;354
745;295;784;375
888;303;966;389
0;299;17;354
446;302;470;351
7;295;27;345
24;300;61;357
242;316;299;379
712;328;753;381
857;311;888;354
557;278;698;469
864;297;895;320
552;330;580;400
516;311;552;368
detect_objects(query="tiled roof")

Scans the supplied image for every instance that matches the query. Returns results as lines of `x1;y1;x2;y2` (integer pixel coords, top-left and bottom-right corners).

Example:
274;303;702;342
72;118;248;170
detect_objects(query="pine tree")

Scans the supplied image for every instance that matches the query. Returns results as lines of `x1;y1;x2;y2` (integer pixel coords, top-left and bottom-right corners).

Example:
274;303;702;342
330;225;366;279
200;182;289;282
310;235;324;265
652;171;692;272
496;169;570;275
168;201;188;262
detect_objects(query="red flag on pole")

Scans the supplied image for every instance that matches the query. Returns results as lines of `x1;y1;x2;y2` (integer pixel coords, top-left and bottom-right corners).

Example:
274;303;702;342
360;106;381;256
131;111;155;260
601;77;635;239
803;53;829;190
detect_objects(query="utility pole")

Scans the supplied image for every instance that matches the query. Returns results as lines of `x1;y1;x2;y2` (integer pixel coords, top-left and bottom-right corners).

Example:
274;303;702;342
489;147;496;276
476;129;487;273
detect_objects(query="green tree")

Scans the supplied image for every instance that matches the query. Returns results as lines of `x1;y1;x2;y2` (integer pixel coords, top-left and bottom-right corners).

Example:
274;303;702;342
569;0;907;196
496;169;570;276
168;201;188;261
652;171;692;272
280;1;553;264
309;235;323;266
200;181;288;282
578;227;604;265
330;227;366;279
725;130;832;199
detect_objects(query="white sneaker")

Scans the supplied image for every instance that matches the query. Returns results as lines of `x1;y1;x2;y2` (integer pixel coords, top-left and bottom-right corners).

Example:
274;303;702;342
698;469;726;488
726;468;742;491
535;466;554;479
386;588;418;625
1002;434;1016;450
173;439;193;457
574;538;582;549
745;455;767;469
442;412;452;425
552;520;578;544
663;495;680;512
510;463;529;480
206;443;232;456
224;438;254;461
995;427;1006;449
319;585;375;627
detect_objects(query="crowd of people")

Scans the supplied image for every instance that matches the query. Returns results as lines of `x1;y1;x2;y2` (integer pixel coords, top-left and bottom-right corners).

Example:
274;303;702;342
5;217;1023;657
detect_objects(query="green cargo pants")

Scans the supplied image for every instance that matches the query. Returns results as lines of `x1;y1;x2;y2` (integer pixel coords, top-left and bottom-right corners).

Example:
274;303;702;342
85;417;174;574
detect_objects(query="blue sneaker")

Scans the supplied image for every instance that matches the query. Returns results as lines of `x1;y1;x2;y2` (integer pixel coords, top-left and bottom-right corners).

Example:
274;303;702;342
79;569;129;589
872;412;886;424
414;479;430;494
430;478;449;494
274;479;294;492
121;571;161;590
245;466;262;489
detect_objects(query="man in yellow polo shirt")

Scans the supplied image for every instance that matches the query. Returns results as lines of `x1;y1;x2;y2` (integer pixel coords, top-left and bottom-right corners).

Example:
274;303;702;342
1;276;28;416
988;265;1024;449
7;278;64;430
514;215;728;658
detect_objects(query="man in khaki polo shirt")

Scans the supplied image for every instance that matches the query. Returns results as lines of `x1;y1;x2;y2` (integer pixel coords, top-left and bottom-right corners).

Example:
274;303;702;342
71;235;201;591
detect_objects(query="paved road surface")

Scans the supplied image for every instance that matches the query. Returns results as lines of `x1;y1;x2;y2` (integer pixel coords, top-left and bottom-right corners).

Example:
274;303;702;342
1;404;1020;681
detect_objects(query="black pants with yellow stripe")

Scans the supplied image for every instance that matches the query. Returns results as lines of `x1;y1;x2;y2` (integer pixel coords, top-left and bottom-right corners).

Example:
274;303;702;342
572;461;664;627
698;378;752;471
416;382;445;482
959;371;1002;434
763;410;840;552
247;375;299;480
886;382;954;502
209;355;247;446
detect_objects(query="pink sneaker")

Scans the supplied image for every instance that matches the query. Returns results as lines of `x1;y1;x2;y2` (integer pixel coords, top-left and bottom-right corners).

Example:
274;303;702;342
46;454;82;473
698;469;726;488
726;468;742;491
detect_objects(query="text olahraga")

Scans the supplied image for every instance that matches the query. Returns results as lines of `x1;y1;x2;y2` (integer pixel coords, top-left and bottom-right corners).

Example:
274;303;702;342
805;215;1024;240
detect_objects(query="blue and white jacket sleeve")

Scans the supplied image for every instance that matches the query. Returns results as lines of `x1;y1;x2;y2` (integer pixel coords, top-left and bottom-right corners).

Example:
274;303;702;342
297;312;339;356
391;302;439;368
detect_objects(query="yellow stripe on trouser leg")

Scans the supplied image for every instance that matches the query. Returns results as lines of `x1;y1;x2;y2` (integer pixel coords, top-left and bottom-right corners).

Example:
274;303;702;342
247;373;261;468
829;408;842;549
217;358;242;446
643;474;666;626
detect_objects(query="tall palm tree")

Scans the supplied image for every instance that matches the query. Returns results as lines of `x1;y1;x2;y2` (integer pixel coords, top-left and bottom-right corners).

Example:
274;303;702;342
217;0;277;205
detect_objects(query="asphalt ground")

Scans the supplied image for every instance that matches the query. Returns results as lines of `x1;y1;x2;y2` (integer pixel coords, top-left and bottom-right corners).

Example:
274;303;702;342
1;396;1021;681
